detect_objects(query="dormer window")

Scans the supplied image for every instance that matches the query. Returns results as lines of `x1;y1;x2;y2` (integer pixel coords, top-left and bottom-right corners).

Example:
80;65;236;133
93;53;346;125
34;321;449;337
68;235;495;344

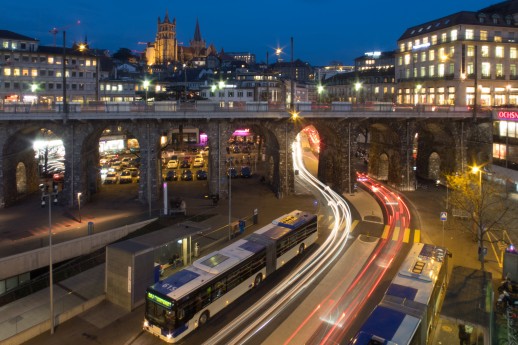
478;13;486;23
492;14;500;24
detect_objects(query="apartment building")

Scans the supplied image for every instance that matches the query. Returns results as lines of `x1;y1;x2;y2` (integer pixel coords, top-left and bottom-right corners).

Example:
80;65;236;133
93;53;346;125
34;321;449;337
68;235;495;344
395;0;518;107
0;30;99;105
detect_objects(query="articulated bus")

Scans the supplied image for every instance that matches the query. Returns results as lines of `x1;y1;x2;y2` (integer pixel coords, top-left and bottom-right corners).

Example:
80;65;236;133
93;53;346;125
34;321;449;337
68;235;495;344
143;210;318;343
349;242;448;345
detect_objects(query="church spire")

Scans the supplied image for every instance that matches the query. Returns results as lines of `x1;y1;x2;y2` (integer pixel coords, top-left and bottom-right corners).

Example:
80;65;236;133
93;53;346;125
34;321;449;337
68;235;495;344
164;9;170;23
193;18;202;42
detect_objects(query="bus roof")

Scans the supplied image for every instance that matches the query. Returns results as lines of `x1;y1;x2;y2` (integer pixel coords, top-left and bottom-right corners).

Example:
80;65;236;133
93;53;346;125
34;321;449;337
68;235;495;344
151;238;265;300
388;243;445;305
271;210;316;230
353;305;420;345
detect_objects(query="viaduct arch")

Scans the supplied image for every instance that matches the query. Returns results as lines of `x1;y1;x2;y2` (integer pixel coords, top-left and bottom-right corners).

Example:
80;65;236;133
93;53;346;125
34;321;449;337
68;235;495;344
0;116;491;208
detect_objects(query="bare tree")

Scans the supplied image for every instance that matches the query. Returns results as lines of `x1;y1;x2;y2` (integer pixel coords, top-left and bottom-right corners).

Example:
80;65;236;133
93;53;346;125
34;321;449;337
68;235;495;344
446;170;518;271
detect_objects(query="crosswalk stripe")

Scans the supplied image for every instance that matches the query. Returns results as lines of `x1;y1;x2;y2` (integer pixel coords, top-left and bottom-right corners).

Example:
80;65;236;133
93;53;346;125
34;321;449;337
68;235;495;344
381;225;390;239
392;227;400;241
403;228;410;243
414;229;421;243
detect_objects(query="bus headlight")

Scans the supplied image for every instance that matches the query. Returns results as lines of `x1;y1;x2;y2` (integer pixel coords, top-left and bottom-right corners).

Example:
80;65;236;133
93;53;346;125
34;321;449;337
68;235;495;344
143;320;149;328
167;333;172;339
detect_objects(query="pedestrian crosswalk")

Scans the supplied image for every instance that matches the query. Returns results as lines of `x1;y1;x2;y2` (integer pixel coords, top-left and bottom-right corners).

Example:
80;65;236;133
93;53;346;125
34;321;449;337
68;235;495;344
381;226;421;243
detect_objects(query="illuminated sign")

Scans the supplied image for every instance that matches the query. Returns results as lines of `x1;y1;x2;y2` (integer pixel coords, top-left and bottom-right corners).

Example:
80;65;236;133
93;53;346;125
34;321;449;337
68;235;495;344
233;128;251;136
498;111;518;120
147;292;172;309
365;51;381;57
412;42;431;50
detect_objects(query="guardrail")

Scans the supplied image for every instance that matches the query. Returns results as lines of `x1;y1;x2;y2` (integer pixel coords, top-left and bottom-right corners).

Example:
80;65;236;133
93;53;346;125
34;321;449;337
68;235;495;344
0;101;492;121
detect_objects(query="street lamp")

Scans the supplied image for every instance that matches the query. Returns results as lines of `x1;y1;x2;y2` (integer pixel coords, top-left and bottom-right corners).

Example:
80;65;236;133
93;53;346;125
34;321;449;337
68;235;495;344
317;84;324;104
77;192;82;223
471;164;486;266
354;82;362;107
40;183;58;335
227;157;233;241
143;79;150;105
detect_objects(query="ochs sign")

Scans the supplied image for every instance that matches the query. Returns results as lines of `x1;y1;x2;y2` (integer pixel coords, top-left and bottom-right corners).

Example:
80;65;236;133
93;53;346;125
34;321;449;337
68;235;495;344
497;110;518;120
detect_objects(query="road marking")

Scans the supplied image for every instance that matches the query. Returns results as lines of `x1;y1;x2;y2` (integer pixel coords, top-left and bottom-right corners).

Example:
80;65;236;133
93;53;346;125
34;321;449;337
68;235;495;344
403;228;410;243
414;229;421;243
381;225;390;239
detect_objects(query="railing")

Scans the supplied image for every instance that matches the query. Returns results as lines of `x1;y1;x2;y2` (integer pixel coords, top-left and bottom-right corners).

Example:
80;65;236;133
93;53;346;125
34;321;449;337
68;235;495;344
0;101;486;115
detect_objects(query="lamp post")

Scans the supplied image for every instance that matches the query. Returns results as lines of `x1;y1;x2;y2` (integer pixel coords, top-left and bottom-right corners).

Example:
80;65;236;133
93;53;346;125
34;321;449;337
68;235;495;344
77;192;82;223
471;165;485;267
143;79;150;110
354;82;362;108
183;64;187;102
227;157;233;241
317;84;324;105
40;183;58;334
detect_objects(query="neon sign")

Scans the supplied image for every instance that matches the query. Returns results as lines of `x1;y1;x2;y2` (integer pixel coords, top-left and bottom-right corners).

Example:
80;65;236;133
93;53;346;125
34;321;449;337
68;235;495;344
147;292;172;309
498;111;518;120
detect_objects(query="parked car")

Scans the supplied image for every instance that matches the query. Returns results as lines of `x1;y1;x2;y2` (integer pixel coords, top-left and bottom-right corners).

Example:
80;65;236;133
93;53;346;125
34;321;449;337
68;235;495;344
196;169;207;180
227;167;238;178
119;170;133;184
180;159;190;168
193;156;204;168
110;161;122;171
240;166;252;178
104;172;119;184
125;167;139;177
165;170;178;181
181;169;193;181
167;158;179;169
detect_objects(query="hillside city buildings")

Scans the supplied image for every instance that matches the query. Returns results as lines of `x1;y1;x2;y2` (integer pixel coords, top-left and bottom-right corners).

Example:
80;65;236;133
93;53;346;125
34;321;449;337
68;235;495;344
1;1;518;174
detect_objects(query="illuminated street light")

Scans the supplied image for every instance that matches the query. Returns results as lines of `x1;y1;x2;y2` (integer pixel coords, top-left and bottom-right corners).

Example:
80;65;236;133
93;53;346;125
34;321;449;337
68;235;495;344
354;82;362;106
77;192;82;223
40;183;58;335
317;85;324;104
143;80;150;103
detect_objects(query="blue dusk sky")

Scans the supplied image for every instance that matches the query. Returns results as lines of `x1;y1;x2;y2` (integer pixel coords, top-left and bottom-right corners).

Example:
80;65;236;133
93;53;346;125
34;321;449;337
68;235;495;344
2;0;497;66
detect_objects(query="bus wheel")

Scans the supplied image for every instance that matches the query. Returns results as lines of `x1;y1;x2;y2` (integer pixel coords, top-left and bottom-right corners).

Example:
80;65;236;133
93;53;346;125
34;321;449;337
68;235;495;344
299;243;305;254
254;274;263;287
199;311;210;326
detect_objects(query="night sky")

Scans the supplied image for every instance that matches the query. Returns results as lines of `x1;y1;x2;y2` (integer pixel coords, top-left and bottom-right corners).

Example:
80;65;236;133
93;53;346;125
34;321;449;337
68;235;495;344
3;0;496;66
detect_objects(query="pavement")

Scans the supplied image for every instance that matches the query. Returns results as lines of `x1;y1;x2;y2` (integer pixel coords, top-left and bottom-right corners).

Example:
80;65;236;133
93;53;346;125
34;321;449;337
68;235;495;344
0;162;510;345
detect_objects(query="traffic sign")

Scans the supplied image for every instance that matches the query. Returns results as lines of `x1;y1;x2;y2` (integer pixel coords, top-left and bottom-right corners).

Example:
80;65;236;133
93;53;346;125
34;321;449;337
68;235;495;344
440;212;447;221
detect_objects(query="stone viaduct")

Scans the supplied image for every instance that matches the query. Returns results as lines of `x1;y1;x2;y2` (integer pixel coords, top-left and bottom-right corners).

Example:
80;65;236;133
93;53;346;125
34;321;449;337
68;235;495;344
0;109;492;208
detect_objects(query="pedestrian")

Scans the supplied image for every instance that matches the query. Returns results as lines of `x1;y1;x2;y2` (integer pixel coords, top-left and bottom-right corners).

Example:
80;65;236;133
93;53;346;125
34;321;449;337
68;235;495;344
458;324;469;345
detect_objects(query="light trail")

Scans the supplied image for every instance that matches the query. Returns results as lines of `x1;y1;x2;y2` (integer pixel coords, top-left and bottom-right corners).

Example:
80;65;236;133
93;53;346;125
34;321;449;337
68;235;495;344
203;134;353;345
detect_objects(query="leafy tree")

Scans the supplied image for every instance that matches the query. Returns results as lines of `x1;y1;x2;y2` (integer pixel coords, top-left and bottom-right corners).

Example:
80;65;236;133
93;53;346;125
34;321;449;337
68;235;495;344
112;48;134;62
446;169;518;271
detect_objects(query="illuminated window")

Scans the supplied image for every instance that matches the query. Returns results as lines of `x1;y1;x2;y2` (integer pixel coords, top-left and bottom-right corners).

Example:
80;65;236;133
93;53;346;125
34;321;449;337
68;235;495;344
496;46;504;58
47;57;54;64
480;30;488;41
56;71;62;77
118;85;123;91
407;42;412;50
398;56;403;65
496;63;503;77
423;37;429;44
467;45;474;57
451;29;458;41
86;60;91;66
449;46;455;56
431;35;437;45
511;64;517;77
421;52;426;62
493;143;506;159
11;42;17;49
2;41;8;49
429;50;435;61
481;46;489;57
429;65;435;77
511;47;517;59
438;64;445;77
481;62;491;77
449;63;454;74
466;29;474;40
414;39;420;47
4;68;11;76
22;69;28;76
13;68;20;76
467;62;474;75
404;54;410;65
441;33;447;43
420;66;426;77
31;69;37;77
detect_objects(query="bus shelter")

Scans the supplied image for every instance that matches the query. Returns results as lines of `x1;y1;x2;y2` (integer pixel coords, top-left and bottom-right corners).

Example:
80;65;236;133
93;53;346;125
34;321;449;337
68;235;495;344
106;221;210;311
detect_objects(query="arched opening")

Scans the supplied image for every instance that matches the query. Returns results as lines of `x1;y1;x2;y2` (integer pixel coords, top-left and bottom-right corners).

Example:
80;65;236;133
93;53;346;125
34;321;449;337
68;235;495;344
428;152;441;181
16;162;27;194
378;153;389;181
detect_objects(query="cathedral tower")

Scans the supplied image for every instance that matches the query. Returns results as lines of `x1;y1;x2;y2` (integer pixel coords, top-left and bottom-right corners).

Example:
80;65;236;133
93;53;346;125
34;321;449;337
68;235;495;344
155;10;177;65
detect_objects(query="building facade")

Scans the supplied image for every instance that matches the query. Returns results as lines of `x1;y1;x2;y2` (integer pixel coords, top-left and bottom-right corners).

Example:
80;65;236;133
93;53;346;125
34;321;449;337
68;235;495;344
0;30;98;104
395;1;518;107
